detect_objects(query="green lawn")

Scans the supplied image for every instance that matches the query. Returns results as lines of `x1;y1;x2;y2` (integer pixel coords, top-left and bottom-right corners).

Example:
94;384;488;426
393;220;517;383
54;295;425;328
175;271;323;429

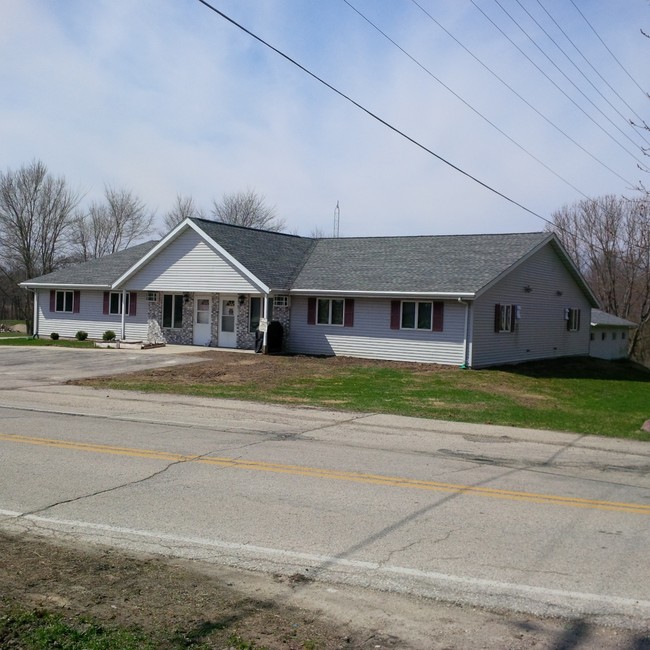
0;337;96;348
81;355;650;441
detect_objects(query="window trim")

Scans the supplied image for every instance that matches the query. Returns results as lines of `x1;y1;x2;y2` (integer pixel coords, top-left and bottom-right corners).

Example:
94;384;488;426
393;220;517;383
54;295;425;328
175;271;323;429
273;295;290;308
55;290;74;313
317;298;344;326
494;303;519;333
249;296;262;332
162;294;184;329
400;301;433;331
565;307;581;332
109;291;130;316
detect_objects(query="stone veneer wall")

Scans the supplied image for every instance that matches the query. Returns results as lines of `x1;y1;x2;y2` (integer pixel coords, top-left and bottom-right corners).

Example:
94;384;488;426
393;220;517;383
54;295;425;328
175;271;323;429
146;293;292;350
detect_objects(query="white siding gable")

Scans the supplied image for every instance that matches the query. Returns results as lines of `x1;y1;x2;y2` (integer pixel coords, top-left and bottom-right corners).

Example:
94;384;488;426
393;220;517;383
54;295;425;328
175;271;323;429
124;229;259;293
471;244;592;367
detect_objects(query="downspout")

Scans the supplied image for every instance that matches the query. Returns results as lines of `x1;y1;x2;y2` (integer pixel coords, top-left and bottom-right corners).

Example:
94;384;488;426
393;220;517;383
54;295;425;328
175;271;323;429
120;289;127;340
458;298;472;369
31;289;39;338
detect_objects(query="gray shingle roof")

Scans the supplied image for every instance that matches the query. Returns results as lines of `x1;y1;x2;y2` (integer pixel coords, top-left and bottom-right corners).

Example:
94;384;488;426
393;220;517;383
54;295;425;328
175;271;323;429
291;232;550;293
22;241;159;287
591;309;636;328
190;218;315;290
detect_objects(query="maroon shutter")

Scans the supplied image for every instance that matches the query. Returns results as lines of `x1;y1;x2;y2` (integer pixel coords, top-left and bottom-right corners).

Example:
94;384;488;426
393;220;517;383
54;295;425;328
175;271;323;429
103;292;109;315
344;299;354;327
307;297;316;325
390;301;401;330
576;309;581;331
432;301;444;332
510;304;517;333
494;304;501;332
130;292;137;316
73;291;81;314
566;309;572;331
50;290;56;312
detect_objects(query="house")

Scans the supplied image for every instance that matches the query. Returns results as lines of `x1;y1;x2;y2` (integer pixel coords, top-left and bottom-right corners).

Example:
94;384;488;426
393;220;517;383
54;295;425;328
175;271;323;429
589;309;636;360
21;217;599;368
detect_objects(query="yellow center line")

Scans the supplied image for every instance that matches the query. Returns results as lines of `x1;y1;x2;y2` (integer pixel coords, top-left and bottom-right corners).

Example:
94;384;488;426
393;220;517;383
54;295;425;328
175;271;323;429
2;433;649;515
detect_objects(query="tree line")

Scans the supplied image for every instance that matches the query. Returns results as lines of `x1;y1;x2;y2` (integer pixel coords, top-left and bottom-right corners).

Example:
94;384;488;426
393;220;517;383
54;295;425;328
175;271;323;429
0;160;284;326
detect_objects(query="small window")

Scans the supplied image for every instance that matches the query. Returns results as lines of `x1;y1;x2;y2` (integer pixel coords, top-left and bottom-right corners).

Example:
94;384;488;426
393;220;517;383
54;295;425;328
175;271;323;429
566;308;581;332
601;332;606;341
146;291;159;302
273;295;289;308
317;298;344;326
401;301;432;330
612;332;617;340
622;331;627;340
495;304;514;332
163;294;183;329
249;297;262;332
55;290;74;313
109;292;130;316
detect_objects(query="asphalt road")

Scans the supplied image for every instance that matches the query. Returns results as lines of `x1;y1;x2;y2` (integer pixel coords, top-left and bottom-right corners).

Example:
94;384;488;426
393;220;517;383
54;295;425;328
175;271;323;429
1;348;650;633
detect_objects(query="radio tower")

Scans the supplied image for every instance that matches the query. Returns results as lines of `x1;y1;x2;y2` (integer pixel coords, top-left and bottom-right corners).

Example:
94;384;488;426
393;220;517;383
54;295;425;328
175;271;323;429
333;201;340;238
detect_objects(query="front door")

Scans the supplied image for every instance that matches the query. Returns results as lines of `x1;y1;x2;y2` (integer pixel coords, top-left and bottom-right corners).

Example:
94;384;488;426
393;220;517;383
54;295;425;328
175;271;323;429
219;295;237;348
193;295;212;345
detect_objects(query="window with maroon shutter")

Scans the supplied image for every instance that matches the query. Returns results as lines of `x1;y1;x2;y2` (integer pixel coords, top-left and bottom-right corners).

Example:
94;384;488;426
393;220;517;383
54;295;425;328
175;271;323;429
54;290;74;313
432;301;444;332
73;291;80;314
495;304;518;333
103;292;110;315
50;290;56;312
315;298;345;325
129;292;137;317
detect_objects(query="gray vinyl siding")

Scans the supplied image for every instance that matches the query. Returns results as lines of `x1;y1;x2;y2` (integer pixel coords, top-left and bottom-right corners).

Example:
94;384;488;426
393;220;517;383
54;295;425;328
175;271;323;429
36;290;149;341
471;245;592;368
289;296;466;365
126;229;259;293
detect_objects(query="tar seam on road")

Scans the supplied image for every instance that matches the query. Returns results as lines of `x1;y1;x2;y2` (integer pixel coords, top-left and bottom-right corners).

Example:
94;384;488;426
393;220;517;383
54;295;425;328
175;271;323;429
2;432;649;515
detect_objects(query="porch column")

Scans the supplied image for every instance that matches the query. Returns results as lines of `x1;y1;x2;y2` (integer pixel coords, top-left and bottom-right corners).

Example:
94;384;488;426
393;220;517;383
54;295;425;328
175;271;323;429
120;289;127;340
32;290;39;337
262;293;269;353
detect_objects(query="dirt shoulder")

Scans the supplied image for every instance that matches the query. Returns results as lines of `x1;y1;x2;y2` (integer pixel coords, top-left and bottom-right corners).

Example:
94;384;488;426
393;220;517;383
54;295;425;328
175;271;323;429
2;532;647;649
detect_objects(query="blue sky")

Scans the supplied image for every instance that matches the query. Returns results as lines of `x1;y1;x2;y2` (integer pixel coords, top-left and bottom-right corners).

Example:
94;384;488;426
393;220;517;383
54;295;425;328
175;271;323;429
1;0;648;237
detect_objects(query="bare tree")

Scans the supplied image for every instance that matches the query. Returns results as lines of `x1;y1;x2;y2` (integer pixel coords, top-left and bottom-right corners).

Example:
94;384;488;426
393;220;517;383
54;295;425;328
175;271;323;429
0;160;79;279
71;186;154;261
211;189;286;232
550;195;650;361
160;194;204;235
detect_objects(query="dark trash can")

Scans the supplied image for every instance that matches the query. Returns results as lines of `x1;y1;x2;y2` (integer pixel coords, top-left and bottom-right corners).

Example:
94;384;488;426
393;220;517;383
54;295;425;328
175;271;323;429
266;320;283;354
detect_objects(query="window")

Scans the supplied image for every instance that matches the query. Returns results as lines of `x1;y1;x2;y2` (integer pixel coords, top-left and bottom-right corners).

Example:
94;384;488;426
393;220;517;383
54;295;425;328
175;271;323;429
55;290;74;313
401;301;433;330
249;297;261;332
601;332;606;341
146;291;159;302
565;308;581;332
109;292;130;316
622;331;627;340
317;298;344;325
612;332;617;340
273;295;289;308
307;297;354;327
163;294;183;329
495;304;518;333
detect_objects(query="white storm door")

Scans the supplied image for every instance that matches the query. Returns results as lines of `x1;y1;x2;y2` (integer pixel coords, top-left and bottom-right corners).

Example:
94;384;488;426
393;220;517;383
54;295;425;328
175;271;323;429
219;295;237;348
193;295;212;345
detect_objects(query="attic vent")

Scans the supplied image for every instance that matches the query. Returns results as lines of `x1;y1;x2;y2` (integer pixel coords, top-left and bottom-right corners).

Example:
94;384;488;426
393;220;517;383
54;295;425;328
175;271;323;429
146;291;159;302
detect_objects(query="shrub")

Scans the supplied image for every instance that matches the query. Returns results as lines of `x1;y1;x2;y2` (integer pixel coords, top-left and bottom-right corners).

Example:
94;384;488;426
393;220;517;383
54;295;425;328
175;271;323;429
75;330;88;341
50;332;59;340
103;330;116;341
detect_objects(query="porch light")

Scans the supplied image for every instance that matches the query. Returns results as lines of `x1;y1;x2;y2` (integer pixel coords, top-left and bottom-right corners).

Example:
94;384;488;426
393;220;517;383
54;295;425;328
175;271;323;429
238;294;246;306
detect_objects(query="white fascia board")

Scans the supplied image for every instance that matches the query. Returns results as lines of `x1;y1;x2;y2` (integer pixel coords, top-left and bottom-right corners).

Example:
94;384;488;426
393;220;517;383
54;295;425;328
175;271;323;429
19;282;110;290
289;289;475;299
111;219;269;294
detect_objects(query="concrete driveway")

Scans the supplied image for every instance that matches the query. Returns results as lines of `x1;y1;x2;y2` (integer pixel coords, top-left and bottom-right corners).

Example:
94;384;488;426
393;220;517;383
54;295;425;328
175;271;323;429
0;346;208;389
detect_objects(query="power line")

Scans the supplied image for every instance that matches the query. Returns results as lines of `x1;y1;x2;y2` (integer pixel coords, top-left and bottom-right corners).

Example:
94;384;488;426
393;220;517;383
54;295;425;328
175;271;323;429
483;0;647;166
535;0;649;132
515;0;650;148
195;0;557;228
408;0;635;187
343;0;588;198
569;0;648;99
